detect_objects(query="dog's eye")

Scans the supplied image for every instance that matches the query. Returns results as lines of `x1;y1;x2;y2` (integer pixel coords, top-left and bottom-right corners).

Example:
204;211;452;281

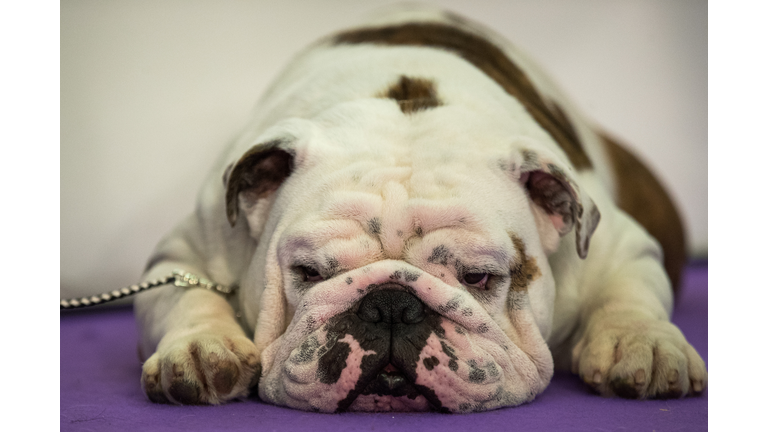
298;266;324;283
462;273;489;288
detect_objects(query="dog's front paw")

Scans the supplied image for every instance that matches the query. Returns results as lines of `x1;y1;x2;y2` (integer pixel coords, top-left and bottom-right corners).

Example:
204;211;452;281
141;334;260;405
571;313;707;399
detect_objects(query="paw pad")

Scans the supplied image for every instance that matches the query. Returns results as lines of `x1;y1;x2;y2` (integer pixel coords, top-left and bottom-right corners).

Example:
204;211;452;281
168;379;201;404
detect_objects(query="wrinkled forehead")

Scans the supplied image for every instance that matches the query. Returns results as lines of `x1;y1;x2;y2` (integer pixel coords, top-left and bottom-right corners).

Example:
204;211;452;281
279;168;523;260
276;101;533;251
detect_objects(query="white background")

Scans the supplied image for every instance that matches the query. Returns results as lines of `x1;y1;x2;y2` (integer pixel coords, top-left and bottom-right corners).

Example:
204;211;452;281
60;0;707;299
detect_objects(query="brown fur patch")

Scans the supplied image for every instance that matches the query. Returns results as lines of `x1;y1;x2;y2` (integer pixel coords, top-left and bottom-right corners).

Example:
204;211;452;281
510;235;542;291
600;133;686;293
381;75;441;113
334;23;592;169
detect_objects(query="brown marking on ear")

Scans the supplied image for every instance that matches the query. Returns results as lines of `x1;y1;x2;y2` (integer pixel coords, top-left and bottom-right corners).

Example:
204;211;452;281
527;170;578;232
225;140;294;226
522;156;600;258
380;75;441;113
600;133;686;293
334;23;592;169
510;235;542;292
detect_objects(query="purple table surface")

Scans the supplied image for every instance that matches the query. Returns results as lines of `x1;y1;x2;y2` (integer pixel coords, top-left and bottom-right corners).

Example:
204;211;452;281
61;265;707;432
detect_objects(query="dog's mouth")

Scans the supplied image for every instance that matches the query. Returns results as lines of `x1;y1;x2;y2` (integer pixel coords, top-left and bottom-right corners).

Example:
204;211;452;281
343;360;451;413
360;363;420;399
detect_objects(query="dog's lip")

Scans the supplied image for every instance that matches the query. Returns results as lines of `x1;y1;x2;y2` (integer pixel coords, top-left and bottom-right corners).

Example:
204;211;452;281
360;363;415;397
353;363;448;412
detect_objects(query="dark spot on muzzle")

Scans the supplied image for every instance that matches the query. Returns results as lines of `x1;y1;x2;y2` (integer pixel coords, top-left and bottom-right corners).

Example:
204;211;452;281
440;341;460;372
368;218;382;235
423;356;440;371
448;359;459;372
403;270;420;282
427;245;451;265
293;336;320;364
467;361;486;383
317;340;352;385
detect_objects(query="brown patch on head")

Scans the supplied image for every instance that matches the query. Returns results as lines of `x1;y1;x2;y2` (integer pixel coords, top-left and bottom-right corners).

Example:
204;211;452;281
380;75;441;113
600;133;687;294
510;235;542;292
334;23;592;169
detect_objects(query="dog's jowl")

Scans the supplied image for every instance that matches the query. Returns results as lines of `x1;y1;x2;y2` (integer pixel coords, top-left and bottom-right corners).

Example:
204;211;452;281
135;6;706;412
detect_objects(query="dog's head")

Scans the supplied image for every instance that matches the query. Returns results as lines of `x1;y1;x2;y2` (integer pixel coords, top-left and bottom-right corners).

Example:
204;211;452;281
223;96;599;412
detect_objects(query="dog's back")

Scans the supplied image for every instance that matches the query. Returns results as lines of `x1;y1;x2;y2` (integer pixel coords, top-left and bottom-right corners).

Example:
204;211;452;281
320;5;686;288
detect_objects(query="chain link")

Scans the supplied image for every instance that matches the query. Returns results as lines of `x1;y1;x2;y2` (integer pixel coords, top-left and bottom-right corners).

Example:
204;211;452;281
60;270;237;310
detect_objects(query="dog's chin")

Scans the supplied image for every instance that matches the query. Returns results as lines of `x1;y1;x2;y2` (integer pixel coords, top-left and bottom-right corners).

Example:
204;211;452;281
346;365;432;412
347;393;431;412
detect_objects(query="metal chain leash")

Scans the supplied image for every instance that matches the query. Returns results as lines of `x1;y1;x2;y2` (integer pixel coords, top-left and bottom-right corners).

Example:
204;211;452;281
60;270;237;310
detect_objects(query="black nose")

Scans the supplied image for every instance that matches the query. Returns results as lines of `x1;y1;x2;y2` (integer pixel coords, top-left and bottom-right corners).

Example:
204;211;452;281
356;288;426;324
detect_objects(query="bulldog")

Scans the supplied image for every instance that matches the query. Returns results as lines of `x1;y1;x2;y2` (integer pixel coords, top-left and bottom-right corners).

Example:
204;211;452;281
134;7;707;413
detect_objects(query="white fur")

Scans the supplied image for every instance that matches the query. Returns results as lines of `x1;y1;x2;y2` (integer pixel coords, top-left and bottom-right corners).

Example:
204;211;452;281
134;5;706;411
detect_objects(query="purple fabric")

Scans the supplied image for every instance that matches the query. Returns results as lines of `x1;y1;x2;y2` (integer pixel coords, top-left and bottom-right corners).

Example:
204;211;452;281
60;265;707;431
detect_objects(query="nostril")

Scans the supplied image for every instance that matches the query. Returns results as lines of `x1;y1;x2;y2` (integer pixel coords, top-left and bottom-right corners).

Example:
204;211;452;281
401;303;425;324
356;288;426;324
357;303;382;323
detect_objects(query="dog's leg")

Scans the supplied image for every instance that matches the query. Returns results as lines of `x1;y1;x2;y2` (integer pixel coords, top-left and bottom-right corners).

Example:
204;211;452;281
568;211;707;399
135;219;259;405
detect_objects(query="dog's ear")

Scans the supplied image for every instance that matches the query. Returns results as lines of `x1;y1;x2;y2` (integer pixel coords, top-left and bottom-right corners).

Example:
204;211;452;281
224;139;295;228
519;151;600;259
